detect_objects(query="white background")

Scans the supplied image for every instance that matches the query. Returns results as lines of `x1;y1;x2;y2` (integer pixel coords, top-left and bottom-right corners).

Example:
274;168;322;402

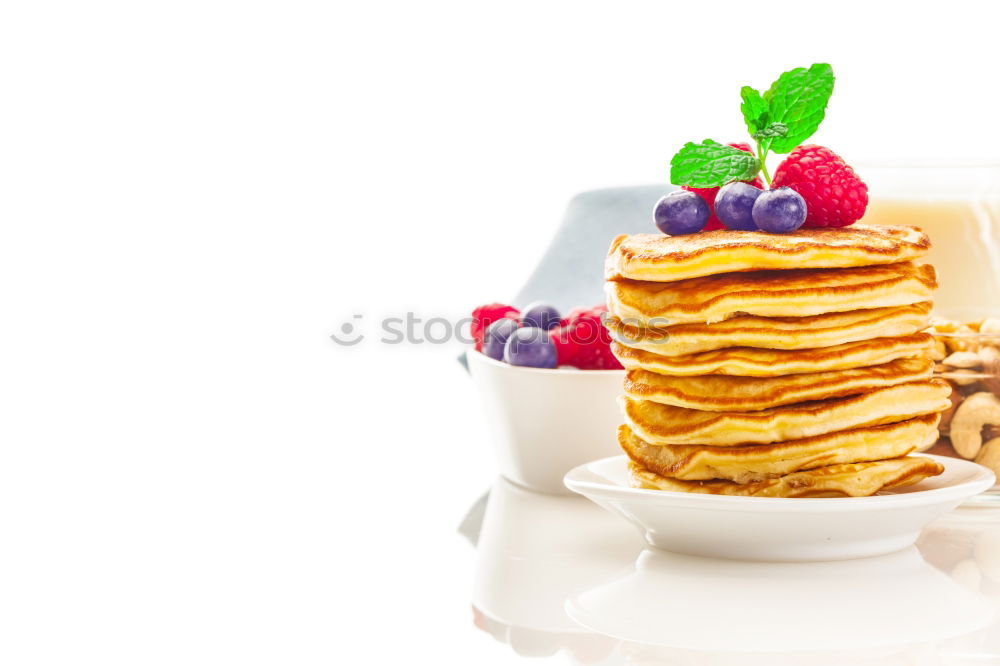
2;1;999;664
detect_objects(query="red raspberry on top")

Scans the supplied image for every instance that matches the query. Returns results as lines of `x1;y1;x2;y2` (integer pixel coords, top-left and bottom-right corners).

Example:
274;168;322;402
471;303;519;351
683;142;764;230
771;145;869;228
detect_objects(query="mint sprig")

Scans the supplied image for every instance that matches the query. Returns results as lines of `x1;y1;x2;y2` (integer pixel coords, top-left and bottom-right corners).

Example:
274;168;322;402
669;140;760;189
762;63;834;154
669;63;835;188
739;86;768;135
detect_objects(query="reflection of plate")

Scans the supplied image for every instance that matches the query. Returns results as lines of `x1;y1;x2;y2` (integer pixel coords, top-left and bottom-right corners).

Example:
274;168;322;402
566;546;993;653
564;454;995;561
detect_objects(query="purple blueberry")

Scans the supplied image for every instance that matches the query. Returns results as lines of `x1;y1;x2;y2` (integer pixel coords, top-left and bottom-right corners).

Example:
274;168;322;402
504;327;558;369
521;302;561;330
653;190;709;235
482;317;520;360
751;187;807;233
714;182;763;231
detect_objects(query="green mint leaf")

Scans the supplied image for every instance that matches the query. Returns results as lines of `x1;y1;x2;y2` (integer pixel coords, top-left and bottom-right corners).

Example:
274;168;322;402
669;139;760;188
740;86;768;134
752;122;788;140
762;63;834;153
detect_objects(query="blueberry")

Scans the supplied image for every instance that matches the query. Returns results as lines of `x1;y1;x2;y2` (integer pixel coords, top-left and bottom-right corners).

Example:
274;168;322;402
653;190;709;235
504;327;558;369
751;187;807;234
521;302;561;330
482;317;520;360
714;182;763;231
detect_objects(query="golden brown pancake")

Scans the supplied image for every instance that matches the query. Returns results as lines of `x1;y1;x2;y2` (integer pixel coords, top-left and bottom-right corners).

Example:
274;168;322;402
627;457;944;497
623;357;933;411
605;225;930;282
611;333;933;377
619;380;952;446
605;302;932;356
606;261;937;325
618;415;940;483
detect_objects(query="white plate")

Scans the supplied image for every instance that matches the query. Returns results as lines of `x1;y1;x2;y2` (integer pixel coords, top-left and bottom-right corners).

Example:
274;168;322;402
563;454;995;562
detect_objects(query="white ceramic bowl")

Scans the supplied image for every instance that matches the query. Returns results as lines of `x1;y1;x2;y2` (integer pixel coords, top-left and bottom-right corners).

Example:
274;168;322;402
467;350;625;494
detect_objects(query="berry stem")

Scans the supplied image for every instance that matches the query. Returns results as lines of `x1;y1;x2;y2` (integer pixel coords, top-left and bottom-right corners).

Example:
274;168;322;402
756;140;772;186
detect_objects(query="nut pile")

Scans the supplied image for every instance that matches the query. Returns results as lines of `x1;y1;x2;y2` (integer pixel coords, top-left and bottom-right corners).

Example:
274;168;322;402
931;317;1000;475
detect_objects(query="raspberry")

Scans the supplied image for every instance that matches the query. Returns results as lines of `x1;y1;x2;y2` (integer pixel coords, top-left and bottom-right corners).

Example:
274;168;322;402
559;303;607;328
548;304;621;369
771;145;868;228
471;303;519;351
563;306;622;370
682;143;764;230
548;326;579;365
559;304;602;328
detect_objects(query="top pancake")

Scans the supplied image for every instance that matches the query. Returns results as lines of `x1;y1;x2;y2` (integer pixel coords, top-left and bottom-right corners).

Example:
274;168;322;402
605;224;930;282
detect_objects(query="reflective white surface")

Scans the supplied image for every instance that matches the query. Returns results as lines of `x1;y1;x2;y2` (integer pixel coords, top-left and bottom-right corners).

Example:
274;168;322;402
6;2;1000;663
469;479;1000;664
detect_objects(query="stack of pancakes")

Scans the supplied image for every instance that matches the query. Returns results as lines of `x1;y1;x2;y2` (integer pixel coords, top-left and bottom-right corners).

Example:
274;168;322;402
604;224;951;498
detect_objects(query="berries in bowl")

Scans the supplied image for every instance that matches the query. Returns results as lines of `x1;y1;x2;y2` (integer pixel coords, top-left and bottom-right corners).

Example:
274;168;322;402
467;301;625;494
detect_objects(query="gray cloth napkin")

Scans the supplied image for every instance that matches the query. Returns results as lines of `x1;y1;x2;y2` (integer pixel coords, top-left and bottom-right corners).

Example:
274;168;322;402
512;184;669;310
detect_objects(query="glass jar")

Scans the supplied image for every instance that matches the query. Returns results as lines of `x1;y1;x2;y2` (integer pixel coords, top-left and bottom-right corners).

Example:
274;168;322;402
860;163;1000;321
860;163;1000;500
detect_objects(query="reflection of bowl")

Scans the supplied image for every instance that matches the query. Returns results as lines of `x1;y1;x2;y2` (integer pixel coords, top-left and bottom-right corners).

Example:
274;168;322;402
471;477;639;661
472;605;622;662
467;350;625;494
929;325;1000;500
